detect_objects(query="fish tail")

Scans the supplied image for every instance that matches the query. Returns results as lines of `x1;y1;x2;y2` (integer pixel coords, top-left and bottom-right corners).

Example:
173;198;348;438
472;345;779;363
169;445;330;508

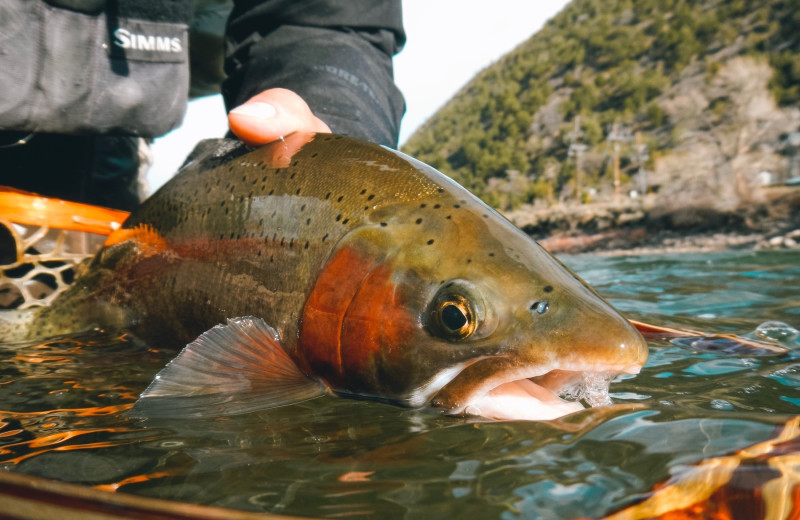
0;307;41;343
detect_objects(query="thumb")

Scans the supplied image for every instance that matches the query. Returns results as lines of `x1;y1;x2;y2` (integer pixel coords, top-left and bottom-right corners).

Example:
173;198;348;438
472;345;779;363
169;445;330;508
228;88;331;146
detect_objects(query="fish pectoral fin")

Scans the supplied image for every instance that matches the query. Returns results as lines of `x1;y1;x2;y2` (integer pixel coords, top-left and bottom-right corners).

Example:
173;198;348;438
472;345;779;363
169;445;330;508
129;317;326;419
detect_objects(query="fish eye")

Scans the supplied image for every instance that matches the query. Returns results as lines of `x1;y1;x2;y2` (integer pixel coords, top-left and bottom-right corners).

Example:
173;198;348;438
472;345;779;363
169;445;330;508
441;302;468;331
426;281;484;341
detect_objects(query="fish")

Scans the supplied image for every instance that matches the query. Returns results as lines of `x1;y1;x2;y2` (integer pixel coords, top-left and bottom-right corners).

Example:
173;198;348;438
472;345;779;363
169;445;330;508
0;133;648;421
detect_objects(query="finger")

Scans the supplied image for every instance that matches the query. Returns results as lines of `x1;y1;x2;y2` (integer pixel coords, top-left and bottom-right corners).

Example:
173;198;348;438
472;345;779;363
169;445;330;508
228;88;331;146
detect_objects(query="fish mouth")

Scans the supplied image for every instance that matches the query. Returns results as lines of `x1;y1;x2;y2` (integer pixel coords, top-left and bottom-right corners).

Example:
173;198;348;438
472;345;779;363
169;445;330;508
457;366;638;421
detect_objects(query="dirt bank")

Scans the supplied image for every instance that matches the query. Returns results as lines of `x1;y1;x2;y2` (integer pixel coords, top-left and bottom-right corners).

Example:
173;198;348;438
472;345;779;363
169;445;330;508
506;187;800;255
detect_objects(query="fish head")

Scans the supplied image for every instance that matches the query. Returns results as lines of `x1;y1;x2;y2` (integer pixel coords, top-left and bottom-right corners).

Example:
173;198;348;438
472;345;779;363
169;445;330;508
296;151;648;421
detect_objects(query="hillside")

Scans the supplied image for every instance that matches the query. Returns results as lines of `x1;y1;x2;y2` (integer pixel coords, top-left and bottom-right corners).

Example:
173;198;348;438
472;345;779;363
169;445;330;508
402;0;800;249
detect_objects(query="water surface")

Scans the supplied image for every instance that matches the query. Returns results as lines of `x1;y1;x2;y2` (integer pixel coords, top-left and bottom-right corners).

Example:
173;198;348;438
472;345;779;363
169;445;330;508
1;250;799;519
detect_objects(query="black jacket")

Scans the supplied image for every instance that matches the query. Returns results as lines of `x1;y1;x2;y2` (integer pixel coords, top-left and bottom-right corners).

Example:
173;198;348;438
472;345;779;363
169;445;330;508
0;0;405;146
224;0;406;147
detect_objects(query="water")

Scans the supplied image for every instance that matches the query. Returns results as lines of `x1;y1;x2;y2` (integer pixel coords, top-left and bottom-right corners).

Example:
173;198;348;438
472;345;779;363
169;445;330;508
1;250;799;518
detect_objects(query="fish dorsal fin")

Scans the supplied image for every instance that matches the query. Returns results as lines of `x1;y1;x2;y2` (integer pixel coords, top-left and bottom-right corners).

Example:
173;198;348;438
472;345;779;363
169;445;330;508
103;224;168;256
130;317;327;419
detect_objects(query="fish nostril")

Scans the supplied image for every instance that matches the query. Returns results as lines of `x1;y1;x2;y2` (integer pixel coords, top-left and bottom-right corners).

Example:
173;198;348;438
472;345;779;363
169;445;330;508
530;301;549;315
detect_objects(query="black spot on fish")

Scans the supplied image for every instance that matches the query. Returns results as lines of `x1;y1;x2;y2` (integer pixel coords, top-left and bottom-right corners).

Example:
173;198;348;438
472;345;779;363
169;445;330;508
360;189;367;195
415;218;423;224
489;252;495;257
289;238;294;248
322;233;329;242
290;173;296;180
427;239;435;245
434;204;441;209
311;153;318;158
337;195;344;202
325;192;331;200
544;285;553;293
420;203;427;208
342;218;350;225
380;222;387;227
224;208;229;215
446;215;452;220
437;189;444;193
483;214;489;219
300;204;306;211
466;258;472;264
336;214;342;222
368;194;375;201
304;241;309;250
262;175;268;182
306;218;311;225
268;189;274;195
453;204;460;208
292;161;299;167
296;188;301;195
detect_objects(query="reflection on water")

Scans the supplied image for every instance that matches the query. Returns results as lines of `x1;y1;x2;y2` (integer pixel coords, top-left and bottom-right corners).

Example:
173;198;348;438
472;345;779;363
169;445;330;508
1;250;799;519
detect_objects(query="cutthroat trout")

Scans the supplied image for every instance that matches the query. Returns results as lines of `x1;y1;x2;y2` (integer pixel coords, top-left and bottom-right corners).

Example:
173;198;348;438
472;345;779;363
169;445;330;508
0;134;648;421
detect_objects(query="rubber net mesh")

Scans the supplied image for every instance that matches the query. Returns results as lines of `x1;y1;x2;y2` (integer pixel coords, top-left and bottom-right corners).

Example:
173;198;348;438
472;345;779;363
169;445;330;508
0;220;102;309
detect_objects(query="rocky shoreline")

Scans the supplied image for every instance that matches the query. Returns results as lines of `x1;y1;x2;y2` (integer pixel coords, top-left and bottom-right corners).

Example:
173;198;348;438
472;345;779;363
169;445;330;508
506;187;800;255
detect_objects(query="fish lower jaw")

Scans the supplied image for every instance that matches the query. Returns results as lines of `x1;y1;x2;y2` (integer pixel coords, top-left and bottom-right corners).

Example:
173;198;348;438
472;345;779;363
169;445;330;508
463;378;584;421
460;368;625;422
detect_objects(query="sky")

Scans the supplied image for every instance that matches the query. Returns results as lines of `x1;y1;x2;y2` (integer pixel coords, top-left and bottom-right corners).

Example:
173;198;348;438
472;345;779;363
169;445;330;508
148;1;571;192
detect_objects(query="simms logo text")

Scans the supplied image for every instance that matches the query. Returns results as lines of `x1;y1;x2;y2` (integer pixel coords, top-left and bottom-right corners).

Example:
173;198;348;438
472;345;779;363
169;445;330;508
113;28;182;53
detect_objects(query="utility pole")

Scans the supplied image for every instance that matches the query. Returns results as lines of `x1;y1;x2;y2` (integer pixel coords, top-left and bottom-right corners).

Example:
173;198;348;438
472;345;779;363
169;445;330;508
568;116;587;203
607;121;631;202
787;132;800;182
635;131;649;195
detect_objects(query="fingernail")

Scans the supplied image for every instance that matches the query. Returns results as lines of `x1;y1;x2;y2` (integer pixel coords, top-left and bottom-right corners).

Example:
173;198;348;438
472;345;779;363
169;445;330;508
231;102;277;119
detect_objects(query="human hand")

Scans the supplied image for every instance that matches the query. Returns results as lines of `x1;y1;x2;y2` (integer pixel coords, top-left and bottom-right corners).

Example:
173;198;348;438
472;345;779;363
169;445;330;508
228;88;331;146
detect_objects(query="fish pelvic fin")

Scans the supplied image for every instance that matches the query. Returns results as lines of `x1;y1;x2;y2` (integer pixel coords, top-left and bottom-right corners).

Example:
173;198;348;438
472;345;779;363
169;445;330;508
129;317;327;419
